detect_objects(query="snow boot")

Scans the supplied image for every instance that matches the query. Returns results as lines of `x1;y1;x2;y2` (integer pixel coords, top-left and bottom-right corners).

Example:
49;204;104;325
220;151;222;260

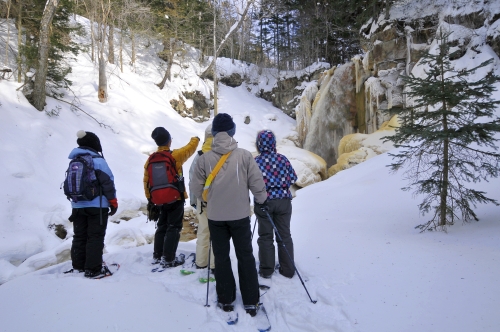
84;265;112;279
160;253;185;269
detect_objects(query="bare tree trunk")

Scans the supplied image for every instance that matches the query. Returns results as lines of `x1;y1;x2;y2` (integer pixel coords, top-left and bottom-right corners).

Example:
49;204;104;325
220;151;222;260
440;61;449;227
286;16;292;70
98;56;108;102
201;0;255;79
108;23;114;64
213;0;218;115
156;64;171;90
17;0;22;83
131;32;136;66
238;19;244;61
32;0;60;111
324;20;328;65
97;20;108;102
259;16;263;65
90;17;95;62
275;20;280;70
5;0;12;67
156;39;174;90
119;28;123;73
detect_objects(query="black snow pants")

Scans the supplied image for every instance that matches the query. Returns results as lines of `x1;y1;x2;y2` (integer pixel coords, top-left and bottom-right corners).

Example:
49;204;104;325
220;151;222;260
208;216;260;306
153;200;184;262
254;198;295;278
70;207;109;271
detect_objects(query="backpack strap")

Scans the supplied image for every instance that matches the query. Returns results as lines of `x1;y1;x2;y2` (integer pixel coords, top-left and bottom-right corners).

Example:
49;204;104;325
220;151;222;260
202;151;232;202
148;150;177;169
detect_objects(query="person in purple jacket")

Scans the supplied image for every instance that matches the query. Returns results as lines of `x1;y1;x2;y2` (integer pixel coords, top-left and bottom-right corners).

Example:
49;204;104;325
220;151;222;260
254;130;298;279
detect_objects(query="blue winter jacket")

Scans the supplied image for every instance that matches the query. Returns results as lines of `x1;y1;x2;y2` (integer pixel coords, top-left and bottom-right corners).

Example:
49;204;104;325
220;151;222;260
254;130;297;200
68;147;116;208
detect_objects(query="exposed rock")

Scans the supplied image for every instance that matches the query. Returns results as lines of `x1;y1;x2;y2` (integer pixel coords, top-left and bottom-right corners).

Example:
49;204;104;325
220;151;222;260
372;37;408;64
257;67;325;119
272;76;300;117
170;91;210;122
487;34;500;58
181;209;198;242
48;224;67;240
219;73;243;87
182;91;210;121
444;10;485;30
170;97;188;116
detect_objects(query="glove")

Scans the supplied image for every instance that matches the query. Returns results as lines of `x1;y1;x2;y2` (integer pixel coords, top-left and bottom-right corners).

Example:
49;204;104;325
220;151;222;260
255;200;268;212
147;200;160;222
108;198;118;216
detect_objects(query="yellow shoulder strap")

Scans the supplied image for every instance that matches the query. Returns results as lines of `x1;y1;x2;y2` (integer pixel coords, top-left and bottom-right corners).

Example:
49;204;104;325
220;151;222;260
202;151;232;202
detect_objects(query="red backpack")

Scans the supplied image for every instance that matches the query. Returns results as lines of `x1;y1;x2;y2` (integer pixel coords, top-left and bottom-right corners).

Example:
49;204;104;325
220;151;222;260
147;151;182;205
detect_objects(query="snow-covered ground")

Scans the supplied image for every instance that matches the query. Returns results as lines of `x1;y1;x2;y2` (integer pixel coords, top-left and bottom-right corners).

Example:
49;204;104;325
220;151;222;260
1;10;500;332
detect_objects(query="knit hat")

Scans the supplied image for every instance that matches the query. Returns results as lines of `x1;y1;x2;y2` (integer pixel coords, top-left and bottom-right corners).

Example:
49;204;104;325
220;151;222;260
151;127;171;146
212;113;236;137
76;130;102;152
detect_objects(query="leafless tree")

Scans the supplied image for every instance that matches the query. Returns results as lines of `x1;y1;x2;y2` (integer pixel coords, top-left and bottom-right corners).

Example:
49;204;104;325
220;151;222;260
32;0;61;111
200;0;255;79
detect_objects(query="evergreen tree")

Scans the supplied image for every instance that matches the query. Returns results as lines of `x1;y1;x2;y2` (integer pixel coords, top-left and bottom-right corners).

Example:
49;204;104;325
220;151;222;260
20;0;82;101
385;31;500;231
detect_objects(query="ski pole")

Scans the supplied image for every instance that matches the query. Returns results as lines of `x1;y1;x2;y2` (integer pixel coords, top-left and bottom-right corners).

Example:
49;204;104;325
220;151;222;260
251;215;257;240
99;186;103;226
204;237;212;307
264;210;317;304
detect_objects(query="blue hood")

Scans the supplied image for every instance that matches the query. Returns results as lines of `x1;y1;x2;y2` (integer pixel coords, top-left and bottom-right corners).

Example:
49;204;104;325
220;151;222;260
256;130;276;153
69;147;101;159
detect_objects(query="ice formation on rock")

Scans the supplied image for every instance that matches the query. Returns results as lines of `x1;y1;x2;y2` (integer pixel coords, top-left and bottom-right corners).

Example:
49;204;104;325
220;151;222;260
328;116;398;176
304;63;356;166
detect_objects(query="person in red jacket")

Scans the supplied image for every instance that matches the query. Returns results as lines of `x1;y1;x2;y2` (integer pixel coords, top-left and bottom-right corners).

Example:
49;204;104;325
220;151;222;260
144;127;199;268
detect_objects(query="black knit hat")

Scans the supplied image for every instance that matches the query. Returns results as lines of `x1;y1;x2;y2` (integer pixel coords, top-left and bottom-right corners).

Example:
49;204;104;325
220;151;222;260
76;130;102;152
212;113;236;137
151;127;171;146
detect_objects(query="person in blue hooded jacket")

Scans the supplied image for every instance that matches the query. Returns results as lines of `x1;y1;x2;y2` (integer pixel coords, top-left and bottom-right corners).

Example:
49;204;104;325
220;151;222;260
254;130;297;279
66;130;118;278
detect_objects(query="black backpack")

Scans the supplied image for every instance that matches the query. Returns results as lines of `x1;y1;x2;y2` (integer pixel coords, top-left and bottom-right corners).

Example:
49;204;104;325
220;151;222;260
63;154;101;202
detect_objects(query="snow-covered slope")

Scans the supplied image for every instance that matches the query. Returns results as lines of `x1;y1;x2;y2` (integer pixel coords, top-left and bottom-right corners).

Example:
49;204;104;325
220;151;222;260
1;11;500;332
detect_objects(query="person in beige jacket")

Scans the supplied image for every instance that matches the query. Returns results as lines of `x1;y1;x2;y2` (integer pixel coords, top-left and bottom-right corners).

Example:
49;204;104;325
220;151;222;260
188;124;215;272
189;113;267;317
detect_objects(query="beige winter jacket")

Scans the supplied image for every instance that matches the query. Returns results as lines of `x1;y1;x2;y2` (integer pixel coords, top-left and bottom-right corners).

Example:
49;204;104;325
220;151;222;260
190;132;267;221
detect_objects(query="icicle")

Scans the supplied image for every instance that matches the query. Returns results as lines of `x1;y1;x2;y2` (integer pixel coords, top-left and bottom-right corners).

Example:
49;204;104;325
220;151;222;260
365;79;373;134
405;26;414;75
386;83;393;110
296;84;318;147
353;56;363;93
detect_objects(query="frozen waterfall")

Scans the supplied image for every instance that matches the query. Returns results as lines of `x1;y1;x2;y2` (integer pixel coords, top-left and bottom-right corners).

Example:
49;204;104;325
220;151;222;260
303;63;357;166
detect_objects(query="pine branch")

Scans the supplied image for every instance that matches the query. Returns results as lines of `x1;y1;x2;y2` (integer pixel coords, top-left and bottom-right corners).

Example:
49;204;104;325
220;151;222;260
449;141;500;158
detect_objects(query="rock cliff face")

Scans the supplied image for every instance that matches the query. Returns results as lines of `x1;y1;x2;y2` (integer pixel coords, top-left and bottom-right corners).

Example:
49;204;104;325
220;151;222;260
170;90;211;122
258;69;324;118
295;0;500;172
